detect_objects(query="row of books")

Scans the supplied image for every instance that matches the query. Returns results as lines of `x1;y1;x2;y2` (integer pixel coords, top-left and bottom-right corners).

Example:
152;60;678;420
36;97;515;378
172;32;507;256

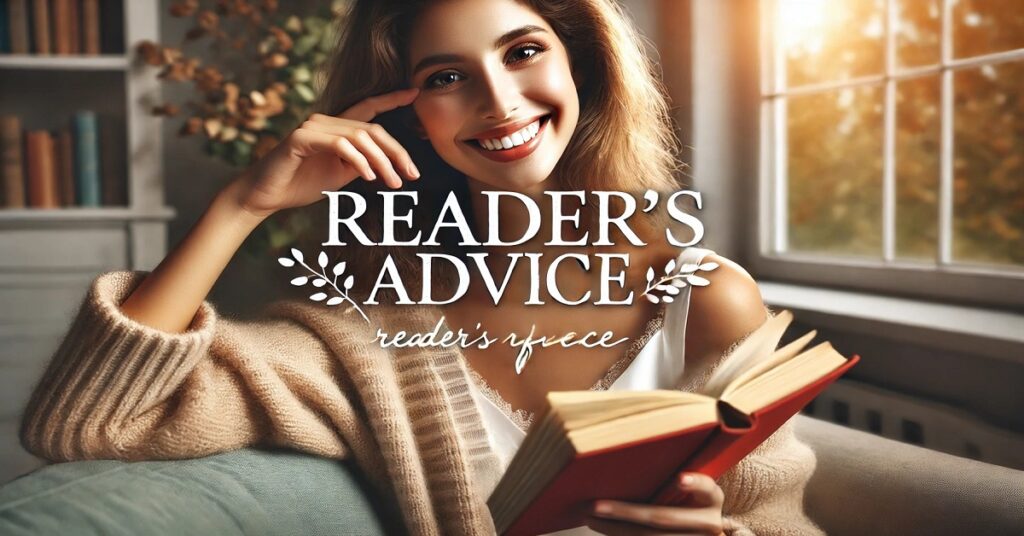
0;113;125;208
0;0;120;55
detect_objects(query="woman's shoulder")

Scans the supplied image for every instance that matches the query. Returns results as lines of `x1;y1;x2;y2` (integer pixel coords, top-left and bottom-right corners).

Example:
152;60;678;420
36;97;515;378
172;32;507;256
682;252;769;363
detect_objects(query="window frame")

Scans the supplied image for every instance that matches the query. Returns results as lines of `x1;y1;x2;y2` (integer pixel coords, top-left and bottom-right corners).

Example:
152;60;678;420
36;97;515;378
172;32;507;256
754;0;1024;311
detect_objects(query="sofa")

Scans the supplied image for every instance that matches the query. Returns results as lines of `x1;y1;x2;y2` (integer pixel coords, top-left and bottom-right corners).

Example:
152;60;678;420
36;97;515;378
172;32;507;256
1;415;1022;535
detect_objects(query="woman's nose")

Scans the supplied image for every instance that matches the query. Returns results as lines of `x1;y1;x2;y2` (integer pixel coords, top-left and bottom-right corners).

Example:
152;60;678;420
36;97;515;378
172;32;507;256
477;66;521;120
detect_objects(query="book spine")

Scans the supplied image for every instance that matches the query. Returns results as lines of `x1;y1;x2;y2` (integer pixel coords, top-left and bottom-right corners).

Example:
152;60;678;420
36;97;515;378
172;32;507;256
8;0;28;54
1;115;25;208
50;0;70;55
98;116;123;205
25;130;58;207
66;0;77;54
30;0;48;54
80;0;96;55
73;110;100;206
56;126;75;206
0;0;11;53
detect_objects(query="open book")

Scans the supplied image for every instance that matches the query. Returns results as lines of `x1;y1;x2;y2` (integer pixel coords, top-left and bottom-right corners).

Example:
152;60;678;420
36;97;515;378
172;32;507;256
488;310;860;536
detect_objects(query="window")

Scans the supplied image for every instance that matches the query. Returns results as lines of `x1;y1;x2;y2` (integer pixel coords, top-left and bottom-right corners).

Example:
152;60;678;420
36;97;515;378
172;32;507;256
757;0;1024;308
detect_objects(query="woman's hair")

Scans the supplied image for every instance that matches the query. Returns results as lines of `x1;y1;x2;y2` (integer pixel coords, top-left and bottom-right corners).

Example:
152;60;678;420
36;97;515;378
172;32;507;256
297;0;690;303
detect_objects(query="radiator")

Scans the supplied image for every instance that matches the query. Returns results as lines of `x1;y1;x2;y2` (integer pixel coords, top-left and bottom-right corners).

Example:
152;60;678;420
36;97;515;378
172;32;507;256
801;379;1024;470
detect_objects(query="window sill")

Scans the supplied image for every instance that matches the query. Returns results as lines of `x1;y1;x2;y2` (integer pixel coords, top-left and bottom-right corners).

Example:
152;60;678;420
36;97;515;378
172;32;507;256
757;281;1024;365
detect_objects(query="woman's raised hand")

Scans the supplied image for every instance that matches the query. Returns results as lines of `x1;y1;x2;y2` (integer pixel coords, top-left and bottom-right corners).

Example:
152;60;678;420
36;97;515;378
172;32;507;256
225;87;422;219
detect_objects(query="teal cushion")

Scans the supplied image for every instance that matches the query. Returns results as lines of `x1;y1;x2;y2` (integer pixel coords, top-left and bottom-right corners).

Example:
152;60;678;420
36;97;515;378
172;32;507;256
0;448;397;535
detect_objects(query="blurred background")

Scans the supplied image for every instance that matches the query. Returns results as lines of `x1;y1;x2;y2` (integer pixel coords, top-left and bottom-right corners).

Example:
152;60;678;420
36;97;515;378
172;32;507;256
0;0;1021;485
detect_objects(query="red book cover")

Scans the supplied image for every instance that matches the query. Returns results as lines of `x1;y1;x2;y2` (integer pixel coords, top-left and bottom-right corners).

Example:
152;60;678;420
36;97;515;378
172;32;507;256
500;354;860;535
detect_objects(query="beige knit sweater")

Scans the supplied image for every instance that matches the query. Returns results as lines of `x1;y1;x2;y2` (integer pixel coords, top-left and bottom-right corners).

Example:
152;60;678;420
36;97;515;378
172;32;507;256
20;270;824;536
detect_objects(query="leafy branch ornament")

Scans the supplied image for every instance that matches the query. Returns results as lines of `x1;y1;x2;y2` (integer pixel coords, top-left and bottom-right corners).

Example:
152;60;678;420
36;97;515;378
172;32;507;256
278;248;369;323
641;258;719;304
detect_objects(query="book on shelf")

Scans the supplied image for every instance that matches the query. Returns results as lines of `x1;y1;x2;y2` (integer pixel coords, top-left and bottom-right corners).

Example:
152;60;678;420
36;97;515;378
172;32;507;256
29;0;48;55
51;0;74;55
0;111;123;209
0;0;11;54
488;310;860;536
25;129;58;207
1;115;25;207
81;0;99;55
3;0;109;56
56;126;75;206
7;0;29;54
72;110;100;206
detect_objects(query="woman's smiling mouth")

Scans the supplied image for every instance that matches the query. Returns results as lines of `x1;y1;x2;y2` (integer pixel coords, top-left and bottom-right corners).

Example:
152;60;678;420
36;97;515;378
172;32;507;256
464;114;552;163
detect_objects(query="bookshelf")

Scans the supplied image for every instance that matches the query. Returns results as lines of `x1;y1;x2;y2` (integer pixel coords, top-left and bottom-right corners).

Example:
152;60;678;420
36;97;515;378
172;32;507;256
0;0;173;484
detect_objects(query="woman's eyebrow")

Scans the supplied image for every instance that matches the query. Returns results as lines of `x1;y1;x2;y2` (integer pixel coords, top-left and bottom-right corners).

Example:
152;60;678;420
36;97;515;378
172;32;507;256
411;25;548;76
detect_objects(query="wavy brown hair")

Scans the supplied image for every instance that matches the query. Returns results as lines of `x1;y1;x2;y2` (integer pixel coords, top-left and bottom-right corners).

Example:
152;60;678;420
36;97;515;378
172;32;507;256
295;0;692;303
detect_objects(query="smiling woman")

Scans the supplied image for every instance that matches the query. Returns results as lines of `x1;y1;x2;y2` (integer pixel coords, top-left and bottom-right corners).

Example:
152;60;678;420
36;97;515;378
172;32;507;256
15;1;823;536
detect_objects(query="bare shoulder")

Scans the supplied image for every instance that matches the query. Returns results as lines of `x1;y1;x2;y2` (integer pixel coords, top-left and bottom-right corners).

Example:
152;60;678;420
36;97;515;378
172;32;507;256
683;253;769;363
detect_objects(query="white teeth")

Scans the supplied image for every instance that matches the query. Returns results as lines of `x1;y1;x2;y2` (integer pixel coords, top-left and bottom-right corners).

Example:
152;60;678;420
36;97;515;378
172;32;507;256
476;118;542;151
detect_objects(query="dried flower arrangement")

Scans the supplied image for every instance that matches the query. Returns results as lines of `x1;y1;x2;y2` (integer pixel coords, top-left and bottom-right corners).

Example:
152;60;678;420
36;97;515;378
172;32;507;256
136;0;348;257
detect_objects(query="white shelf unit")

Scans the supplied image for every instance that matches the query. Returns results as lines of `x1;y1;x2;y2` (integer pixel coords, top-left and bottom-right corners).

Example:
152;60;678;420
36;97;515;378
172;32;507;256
0;0;173;484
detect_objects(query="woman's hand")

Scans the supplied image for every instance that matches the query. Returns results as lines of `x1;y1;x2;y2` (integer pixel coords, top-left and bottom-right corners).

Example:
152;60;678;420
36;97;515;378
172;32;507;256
224;87;422;219
585;472;728;535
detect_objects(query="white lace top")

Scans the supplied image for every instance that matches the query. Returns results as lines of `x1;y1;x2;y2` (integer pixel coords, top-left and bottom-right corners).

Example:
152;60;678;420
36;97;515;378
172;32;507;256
468;246;716;535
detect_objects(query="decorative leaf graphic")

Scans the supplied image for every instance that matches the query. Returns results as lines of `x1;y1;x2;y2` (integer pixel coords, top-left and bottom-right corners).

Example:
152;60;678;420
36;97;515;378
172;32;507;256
698;262;719;271
686;275;710;286
662;295;674;303
645;293;660;304
665;285;681;295
646;266;655;282
665;258;676;275
279;246;369;323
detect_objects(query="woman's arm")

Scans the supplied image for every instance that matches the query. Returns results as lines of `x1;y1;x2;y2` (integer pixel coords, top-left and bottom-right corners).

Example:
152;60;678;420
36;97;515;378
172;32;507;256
20;89;423;464
118;87;421;334
116;178;266;334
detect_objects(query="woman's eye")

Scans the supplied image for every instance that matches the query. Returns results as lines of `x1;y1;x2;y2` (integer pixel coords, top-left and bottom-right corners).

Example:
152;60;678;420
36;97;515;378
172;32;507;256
425;71;464;90
507;44;546;64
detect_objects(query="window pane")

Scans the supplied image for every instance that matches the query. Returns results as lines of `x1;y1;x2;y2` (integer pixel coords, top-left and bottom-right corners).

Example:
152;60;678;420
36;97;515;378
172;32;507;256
954;0;1024;58
895;76;940;260
787;87;884;255
953;63;1024;267
896;0;942;67
779;0;886;87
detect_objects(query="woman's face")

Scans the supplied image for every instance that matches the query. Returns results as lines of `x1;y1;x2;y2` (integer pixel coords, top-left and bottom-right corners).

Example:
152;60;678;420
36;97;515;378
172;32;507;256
407;0;580;195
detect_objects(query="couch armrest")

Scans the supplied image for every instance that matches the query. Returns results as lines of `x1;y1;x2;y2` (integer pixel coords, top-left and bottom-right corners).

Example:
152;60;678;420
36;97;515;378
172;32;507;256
793;415;1024;536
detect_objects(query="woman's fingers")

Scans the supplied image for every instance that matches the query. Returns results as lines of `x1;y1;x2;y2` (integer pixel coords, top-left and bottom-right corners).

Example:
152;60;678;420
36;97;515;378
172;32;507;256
302;118;419;182
340;87;420;123
588;500;724;534
345;129;403;189
364;123;420;180
673;473;725;508
290;128;375;184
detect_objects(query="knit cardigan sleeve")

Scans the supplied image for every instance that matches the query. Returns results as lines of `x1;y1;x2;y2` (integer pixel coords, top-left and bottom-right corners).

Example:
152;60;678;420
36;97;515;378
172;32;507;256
19;270;352;463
